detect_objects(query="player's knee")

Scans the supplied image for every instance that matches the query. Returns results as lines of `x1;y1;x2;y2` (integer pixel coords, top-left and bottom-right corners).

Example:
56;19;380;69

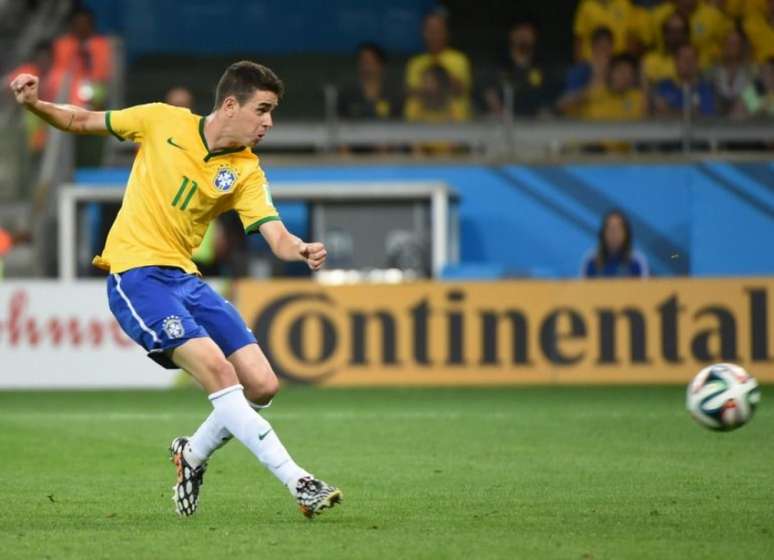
244;372;279;405
204;356;238;389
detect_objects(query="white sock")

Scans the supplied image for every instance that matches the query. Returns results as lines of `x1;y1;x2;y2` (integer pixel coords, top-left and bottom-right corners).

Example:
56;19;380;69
185;401;273;467
208;384;309;490
185;411;231;468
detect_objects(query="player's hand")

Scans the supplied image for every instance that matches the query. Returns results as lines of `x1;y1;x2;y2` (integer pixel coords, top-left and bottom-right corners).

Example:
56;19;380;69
300;242;327;271
9;73;39;106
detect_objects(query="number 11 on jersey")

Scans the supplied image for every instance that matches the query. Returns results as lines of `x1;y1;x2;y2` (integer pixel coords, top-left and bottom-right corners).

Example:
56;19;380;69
172;176;197;211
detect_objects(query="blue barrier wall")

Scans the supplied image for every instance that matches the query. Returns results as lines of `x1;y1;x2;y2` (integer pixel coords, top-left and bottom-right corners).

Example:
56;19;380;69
75;161;774;278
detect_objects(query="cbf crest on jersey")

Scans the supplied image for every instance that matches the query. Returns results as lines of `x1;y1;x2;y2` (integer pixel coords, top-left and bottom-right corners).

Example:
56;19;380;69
214;165;238;192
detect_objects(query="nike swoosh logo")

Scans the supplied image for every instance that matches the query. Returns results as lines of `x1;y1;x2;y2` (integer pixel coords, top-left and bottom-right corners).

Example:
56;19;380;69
166;137;186;150
258;429;272;441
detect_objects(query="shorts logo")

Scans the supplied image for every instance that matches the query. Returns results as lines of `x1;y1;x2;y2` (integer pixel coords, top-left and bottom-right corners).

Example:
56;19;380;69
214;166;238;192
163;316;185;339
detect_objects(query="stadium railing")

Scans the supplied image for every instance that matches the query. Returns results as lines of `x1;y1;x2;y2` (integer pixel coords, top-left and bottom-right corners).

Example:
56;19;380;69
104;116;774;162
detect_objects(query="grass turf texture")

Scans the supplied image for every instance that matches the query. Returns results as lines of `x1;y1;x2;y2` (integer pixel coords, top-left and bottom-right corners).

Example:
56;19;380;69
0;387;772;559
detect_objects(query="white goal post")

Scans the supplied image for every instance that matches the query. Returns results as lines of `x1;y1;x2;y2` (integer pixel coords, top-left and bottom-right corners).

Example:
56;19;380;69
57;181;458;280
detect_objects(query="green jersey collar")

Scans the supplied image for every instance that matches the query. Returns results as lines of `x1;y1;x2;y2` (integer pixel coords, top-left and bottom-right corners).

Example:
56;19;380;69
198;117;246;162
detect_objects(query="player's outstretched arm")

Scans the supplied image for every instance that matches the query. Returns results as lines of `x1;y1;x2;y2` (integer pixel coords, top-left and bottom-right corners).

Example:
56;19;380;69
9;73;108;135
259;220;327;271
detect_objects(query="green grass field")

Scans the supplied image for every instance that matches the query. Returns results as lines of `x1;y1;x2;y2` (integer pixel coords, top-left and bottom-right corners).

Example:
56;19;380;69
0;386;772;559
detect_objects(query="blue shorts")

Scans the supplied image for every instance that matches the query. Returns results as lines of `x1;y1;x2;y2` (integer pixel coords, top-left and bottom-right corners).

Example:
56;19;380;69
107;266;256;369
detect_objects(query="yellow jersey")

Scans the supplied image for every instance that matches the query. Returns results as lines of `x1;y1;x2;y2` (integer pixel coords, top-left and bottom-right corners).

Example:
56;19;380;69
93;103;279;274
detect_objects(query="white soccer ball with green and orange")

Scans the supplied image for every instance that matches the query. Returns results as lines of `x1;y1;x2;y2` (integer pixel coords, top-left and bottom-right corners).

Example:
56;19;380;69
686;363;760;431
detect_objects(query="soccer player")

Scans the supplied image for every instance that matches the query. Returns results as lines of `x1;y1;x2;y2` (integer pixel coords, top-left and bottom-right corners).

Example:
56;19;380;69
9;61;342;518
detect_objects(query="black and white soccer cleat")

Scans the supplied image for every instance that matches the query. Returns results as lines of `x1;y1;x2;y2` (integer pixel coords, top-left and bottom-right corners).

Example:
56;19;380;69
294;476;342;519
169;437;207;517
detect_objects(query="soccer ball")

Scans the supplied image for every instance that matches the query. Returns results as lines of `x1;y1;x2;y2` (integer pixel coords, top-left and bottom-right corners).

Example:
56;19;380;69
686;363;760;431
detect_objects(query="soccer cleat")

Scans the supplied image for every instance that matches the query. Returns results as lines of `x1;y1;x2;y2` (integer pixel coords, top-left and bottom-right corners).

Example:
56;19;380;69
169;437;207;517
294;476;343;519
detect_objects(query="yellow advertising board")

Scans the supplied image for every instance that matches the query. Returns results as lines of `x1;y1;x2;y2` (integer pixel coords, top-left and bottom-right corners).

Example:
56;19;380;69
234;278;774;385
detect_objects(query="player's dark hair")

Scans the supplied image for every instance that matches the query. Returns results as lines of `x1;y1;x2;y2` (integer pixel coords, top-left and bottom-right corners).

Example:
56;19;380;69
596;209;632;268
214;61;284;109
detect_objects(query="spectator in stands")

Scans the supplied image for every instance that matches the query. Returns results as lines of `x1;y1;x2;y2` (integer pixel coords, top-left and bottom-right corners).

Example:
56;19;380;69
405;65;468;122
483;19;551;117
7;40;55;152
581;209;649;278
0;226;13;281
8;40;55;99
642;12;690;85
573;0;642;60
338;43;401;119
405;10;472;121
651;0;732;69
405;64;469;155
629;1;657;55
736;56;774;117
712;27;755;115
51;7;112;109
653;43;717;116
743;0;774;63
165;86;195;110
558;26;614;116
582;54;646;120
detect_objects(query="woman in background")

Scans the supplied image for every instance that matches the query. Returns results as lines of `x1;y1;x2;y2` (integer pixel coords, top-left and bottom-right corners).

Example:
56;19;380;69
581;209;650;278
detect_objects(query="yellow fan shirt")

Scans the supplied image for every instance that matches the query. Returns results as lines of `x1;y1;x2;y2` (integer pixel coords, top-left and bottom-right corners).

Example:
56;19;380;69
650;2;732;68
93;103;279;274
744;10;774;63
405;48;472;119
574;0;637;59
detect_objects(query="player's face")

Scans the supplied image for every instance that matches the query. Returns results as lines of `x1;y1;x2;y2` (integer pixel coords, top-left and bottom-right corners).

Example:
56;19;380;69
236;89;278;147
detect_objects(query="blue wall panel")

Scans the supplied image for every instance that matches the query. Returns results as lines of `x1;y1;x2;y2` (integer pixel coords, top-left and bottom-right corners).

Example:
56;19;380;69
690;164;774;276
